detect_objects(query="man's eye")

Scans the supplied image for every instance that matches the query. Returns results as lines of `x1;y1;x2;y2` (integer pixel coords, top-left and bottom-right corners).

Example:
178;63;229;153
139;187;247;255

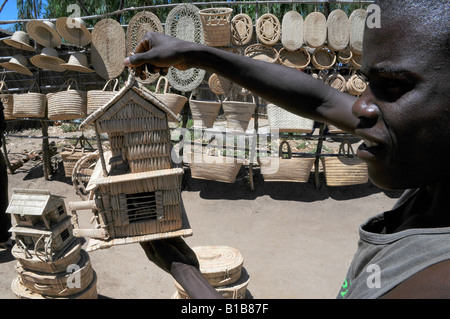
370;78;414;102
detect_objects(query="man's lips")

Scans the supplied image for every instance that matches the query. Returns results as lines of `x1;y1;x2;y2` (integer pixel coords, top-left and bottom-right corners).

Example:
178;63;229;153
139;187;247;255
355;132;388;160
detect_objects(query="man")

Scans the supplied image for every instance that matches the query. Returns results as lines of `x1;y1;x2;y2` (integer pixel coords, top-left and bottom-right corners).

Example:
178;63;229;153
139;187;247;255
125;0;449;298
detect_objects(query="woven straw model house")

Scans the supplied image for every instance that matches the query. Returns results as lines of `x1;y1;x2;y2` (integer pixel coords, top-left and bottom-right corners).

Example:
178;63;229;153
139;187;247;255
70;74;191;250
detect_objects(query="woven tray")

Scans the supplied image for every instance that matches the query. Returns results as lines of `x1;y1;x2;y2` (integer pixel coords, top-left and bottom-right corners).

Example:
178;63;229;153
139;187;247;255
327;9;350;52
256;13;281;46
349;9;367;55
165;4;205;92
126;11;164;84
281;11;304;51
231;13;253;46
278;47;310;69
304;12;327;48
91;18;126;80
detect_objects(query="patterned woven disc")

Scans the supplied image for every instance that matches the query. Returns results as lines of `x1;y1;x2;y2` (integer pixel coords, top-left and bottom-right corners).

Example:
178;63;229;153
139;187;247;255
126;11;164;84
231;13;253;46
165;4;205;91
256;13;281;46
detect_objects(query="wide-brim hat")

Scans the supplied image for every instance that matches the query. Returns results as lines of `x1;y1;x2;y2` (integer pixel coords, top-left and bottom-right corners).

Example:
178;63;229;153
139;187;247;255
0;54;33;76
30;47;66;72
3;31;35;51
26;20;62;47
56;17;91;46
60;52;94;73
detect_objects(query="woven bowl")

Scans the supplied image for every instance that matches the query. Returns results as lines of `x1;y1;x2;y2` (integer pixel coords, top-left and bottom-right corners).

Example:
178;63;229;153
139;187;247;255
278;47;310;69
244;44;279;64
312;46;336;70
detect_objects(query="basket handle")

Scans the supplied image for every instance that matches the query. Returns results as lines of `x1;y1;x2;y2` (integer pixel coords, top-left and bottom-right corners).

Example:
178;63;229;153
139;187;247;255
61;78;79;91
102;78;119;92
27;80;40;93
155;76;169;94
279;140;292;159
0;81;10;94
338;140;355;157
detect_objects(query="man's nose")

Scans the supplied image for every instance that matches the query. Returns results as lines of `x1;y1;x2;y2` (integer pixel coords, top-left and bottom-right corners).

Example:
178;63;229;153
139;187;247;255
351;90;380;127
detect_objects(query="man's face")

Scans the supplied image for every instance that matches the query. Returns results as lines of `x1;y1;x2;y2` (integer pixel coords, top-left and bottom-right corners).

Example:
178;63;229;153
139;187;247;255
352;13;450;190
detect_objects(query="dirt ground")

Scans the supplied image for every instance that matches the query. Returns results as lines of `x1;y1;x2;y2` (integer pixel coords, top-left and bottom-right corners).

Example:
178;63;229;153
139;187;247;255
0;124;403;299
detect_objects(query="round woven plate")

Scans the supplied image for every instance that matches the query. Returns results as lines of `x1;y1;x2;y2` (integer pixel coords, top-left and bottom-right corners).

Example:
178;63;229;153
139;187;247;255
304;12;327;48
231;13;253;46
126;11;164;84
208;73;231;95
165;4;205;91
256;13;281;46
26;20;62;47
56;17;91;47
91;18;126;80
281;11;304;51
327;9;349;52
349;9;367;55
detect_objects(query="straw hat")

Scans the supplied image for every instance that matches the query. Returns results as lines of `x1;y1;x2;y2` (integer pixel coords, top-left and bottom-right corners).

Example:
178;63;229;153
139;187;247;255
56;17;91;47
60;52;94;73
30;47;66;72
3;31;35;51
26;20;62;47
0;54;33;76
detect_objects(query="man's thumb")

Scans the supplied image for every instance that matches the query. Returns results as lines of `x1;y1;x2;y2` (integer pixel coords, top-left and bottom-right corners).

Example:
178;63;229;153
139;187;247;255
124;52;151;67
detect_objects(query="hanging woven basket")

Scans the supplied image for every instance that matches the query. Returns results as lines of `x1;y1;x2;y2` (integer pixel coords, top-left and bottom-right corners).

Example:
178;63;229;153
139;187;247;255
87;78;120;115
199;7;233;47
267;103;314;133
346;74;367;96
349;9;367;55
231;13;253;46
278;47;310;69
185;146;243;184
154;76;187;117
208;73;231;96
0;81;15;120
323;141;369;186
350;53;362;70
60;135;96;178
281;11;304;51
13;80;46;118
47;78;87;121
256;13;281;46
312;46;336;70
244;44;279;63
327;9;350;52
222;93;256;132
189;92;221;128
304;11;327;48
260;140;315;183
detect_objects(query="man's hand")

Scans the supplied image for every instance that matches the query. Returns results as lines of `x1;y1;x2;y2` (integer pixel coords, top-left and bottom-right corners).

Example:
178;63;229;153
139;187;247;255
140;237;200;274
124;32;194;80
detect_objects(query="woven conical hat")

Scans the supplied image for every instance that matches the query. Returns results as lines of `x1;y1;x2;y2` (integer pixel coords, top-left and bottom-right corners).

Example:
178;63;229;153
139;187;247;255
349;9;367;55
56;17;91;47
281;11;303;51
0;54;33;76
327;9;349;52
26;20;62;47
304;12;327;48
3;31;35;51
61;52;94;73
91;19;126;80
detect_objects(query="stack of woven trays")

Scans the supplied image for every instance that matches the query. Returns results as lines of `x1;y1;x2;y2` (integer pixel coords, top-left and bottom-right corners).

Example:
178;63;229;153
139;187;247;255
172;246;250;299
11;239;98;299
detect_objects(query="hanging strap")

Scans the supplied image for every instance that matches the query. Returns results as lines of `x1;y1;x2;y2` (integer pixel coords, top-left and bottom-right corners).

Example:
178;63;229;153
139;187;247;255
279;140;292;159
338;140;355;157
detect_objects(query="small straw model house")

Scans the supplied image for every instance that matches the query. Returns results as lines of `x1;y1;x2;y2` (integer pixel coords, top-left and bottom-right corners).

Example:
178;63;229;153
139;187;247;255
7;188;73;255
70;74;192;250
